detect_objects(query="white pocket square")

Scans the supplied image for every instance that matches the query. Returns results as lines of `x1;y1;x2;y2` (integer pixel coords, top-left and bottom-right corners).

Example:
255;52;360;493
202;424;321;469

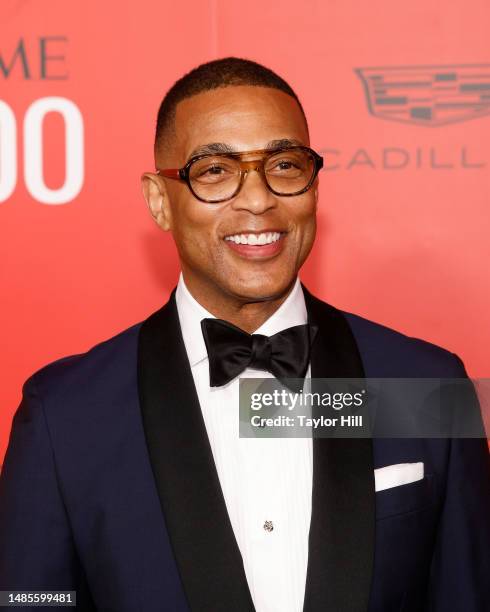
374;462;424;492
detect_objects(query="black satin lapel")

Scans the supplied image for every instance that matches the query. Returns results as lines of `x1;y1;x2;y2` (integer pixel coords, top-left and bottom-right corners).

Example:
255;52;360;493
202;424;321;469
302;285;375;612
137;290;255;612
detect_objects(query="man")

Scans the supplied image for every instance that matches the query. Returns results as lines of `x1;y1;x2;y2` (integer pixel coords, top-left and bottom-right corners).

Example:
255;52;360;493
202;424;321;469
0;57;489;612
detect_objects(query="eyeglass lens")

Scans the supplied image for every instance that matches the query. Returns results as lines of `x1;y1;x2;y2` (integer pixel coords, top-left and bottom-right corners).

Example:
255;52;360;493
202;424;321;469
188;149;316;202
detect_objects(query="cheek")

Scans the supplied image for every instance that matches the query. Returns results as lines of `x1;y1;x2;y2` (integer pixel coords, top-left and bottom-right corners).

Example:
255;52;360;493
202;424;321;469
287;200;317;263
290;197;317;240
172;202;222;262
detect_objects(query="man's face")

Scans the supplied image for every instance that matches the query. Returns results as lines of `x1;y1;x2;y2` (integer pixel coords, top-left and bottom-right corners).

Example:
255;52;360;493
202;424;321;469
144;85;318;304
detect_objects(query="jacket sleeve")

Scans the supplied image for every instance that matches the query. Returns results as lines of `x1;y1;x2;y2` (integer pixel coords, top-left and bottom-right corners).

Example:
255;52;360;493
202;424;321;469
0;375;88;595
426;358;490;610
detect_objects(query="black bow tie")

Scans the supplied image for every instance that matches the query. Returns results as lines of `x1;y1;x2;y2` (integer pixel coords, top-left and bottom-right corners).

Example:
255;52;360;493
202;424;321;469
200;318;317;389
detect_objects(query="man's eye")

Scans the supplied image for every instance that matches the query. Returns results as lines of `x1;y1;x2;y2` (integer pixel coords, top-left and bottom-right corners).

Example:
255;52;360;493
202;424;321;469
196;164;232;178
270;160;301;171
196;165;221;176
207;165;225;175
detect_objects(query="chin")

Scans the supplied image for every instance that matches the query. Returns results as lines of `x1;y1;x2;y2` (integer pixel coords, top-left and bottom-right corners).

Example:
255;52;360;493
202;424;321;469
223;272;296;303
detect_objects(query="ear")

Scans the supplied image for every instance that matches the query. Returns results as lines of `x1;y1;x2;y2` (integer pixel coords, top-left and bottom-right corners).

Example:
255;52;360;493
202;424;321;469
313;178;319;201
141;172;172;231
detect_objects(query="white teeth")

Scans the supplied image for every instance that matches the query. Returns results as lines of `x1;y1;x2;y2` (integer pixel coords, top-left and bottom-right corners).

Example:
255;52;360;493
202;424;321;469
225;232;283;245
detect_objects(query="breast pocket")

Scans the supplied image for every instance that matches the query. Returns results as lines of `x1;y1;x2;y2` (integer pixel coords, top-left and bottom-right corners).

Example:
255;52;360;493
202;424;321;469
375;473;437;521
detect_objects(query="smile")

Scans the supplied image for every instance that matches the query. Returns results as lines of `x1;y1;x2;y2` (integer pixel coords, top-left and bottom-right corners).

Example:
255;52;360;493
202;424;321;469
223;230;287;259
224;231;283;245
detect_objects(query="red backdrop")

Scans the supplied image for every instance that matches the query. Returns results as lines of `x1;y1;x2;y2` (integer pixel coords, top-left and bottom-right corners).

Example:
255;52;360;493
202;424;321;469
1;0;489;461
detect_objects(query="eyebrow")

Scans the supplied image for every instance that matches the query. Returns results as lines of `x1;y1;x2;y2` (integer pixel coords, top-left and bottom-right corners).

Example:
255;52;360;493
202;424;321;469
187;138;305;160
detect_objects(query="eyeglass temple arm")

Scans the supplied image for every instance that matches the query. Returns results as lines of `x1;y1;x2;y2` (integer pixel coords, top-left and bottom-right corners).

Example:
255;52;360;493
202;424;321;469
156;169;181;180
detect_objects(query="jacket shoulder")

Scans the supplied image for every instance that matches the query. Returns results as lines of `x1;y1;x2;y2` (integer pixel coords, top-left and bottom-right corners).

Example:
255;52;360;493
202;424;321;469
341;309;466;377
25;321;143;400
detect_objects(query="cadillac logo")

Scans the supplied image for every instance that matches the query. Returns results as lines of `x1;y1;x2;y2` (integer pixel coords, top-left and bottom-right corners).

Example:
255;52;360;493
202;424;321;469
356;64;490;126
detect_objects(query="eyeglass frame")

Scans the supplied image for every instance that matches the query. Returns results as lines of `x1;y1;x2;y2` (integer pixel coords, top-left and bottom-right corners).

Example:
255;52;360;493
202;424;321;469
155;145;324;203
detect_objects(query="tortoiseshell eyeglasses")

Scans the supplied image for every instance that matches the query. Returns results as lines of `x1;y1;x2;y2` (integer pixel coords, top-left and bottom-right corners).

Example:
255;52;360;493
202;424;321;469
156;146;323;203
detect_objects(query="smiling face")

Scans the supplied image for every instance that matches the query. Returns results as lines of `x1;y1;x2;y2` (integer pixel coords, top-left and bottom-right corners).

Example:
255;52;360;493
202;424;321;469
142;85;318;314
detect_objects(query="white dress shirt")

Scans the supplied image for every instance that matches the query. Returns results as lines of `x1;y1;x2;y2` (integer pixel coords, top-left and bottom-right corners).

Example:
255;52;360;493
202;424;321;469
175;274;313;612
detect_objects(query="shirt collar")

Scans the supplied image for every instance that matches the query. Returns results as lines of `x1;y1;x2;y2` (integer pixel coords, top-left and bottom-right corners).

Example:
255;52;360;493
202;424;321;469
175;273;308;368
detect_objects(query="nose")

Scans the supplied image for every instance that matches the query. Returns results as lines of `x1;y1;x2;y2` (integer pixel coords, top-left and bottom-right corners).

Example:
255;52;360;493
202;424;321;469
230;167;277;214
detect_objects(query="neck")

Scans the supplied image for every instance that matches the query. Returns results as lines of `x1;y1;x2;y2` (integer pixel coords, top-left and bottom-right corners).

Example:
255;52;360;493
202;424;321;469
181;274;297;334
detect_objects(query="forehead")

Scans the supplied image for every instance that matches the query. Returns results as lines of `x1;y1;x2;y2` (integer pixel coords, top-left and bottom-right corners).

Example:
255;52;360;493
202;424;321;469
172;85;309;163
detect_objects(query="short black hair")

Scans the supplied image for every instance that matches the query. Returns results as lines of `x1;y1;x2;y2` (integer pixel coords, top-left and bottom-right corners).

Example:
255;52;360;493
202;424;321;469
154;56;307;155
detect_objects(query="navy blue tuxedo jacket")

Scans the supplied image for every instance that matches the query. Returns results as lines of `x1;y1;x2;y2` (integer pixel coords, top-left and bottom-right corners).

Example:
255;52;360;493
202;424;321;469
1;286;489;611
